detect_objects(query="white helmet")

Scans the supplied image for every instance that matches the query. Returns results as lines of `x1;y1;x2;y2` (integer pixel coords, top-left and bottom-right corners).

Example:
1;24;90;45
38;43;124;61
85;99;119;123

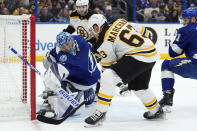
88;14;107;33
76;0;89;6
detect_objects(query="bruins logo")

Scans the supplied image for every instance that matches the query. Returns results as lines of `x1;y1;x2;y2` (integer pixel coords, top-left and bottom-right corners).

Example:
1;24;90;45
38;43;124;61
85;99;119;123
77;26;89;40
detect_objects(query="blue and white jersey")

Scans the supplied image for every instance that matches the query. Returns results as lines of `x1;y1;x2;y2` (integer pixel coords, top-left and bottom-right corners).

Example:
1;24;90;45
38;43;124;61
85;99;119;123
50;35;101;86
169;23;197;64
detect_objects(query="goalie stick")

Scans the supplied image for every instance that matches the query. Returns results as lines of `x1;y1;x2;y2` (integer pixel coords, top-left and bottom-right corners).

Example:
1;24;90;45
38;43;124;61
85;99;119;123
9;46;95;124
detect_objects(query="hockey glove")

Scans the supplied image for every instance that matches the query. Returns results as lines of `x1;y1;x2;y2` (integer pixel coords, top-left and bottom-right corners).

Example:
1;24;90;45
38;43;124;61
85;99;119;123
43;50;56;70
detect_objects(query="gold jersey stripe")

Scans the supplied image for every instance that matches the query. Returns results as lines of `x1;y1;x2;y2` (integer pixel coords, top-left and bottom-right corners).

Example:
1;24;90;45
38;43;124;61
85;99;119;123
127;51;158;57
98;92;114;99
70;16;79;19
128;44;155;53
97;99;111;106
100;60;116;66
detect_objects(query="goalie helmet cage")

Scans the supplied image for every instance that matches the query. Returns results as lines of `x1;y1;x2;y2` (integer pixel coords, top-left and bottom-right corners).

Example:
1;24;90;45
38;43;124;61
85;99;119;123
0;15;36;120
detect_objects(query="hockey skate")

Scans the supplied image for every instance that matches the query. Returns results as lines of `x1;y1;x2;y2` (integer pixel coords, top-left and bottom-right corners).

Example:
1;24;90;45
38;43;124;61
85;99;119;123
159;88;175;113
37;100;56;118
143;106;166;120
84;110;106;127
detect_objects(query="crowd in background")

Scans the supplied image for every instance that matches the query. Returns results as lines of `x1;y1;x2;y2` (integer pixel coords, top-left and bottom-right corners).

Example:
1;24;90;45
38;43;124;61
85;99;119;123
137;0;197;22
0;0;197;23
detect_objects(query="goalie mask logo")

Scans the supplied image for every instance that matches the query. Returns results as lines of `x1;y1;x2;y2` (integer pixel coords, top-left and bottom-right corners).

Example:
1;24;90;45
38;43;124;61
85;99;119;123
59;55;67;63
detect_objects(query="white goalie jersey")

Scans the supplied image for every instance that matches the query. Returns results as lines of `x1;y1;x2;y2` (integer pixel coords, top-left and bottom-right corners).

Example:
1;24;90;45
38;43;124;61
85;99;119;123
98;19;160;68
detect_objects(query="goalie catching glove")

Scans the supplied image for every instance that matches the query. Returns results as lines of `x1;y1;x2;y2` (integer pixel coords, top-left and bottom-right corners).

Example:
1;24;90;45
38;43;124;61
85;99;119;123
43;50;56;70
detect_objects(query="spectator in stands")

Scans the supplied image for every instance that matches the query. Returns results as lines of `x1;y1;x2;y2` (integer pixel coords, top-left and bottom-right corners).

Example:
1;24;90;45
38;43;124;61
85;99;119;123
165;9;179;22
50;2;62;17
157;0;166;7
38;6;53;22
103;1;111;11
71;3;76;11
104;5;117;24
144;0;160;22
19;7;28;15
164;0;176;15
58;8;70;23
137;0;150;10
175;0;183;6
155;3;166;22
0;1;5;11
59;0;69;9
176;4;183;19
12;0;29;15
28;0;35;14
3;0;17;13
37;0;52;14
94;7;102;14
67;0;75;14
1;7;9;15
186;0;197;8
90;0;103;12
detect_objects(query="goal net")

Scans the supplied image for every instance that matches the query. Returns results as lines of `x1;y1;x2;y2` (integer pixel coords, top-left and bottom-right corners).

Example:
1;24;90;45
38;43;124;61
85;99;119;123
0;15;36;120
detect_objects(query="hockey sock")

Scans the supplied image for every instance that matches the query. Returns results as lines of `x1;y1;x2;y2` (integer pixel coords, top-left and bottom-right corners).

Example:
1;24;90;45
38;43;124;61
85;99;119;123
133;89;160;114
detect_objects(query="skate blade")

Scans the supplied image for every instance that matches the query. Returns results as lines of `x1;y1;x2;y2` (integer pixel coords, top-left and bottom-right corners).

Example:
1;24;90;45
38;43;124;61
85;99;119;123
163;106;172;113
147;112;167;121
159;112;167;120
84;122;103;128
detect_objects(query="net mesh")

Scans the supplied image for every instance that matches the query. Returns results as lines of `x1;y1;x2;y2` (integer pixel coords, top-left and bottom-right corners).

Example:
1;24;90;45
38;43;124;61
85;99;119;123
0;15;35;120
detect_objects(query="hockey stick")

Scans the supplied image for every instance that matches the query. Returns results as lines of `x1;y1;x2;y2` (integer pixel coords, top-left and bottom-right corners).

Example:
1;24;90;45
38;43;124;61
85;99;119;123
8;46;80;108
8;46;43;77
37;92;95;125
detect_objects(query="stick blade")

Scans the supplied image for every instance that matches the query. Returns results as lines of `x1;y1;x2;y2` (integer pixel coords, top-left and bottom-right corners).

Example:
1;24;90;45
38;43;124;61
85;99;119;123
37;115;63;125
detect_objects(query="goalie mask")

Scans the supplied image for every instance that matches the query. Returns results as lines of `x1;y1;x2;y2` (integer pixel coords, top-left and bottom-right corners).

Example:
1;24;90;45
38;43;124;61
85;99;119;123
56;32;77;56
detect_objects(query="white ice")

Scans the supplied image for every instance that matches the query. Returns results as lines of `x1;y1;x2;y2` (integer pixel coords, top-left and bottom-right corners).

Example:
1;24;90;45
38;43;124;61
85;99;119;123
1;60;197;131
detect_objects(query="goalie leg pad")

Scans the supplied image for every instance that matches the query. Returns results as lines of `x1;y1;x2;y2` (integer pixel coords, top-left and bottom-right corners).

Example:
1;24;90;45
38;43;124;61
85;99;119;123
47;91;85;118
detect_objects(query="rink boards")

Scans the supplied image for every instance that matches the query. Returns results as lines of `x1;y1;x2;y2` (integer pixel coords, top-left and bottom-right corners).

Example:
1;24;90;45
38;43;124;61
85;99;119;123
35;23;183;61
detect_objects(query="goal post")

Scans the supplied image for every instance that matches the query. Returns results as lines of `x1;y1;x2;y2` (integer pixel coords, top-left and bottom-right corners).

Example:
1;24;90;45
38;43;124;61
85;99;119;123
0;15;36;120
